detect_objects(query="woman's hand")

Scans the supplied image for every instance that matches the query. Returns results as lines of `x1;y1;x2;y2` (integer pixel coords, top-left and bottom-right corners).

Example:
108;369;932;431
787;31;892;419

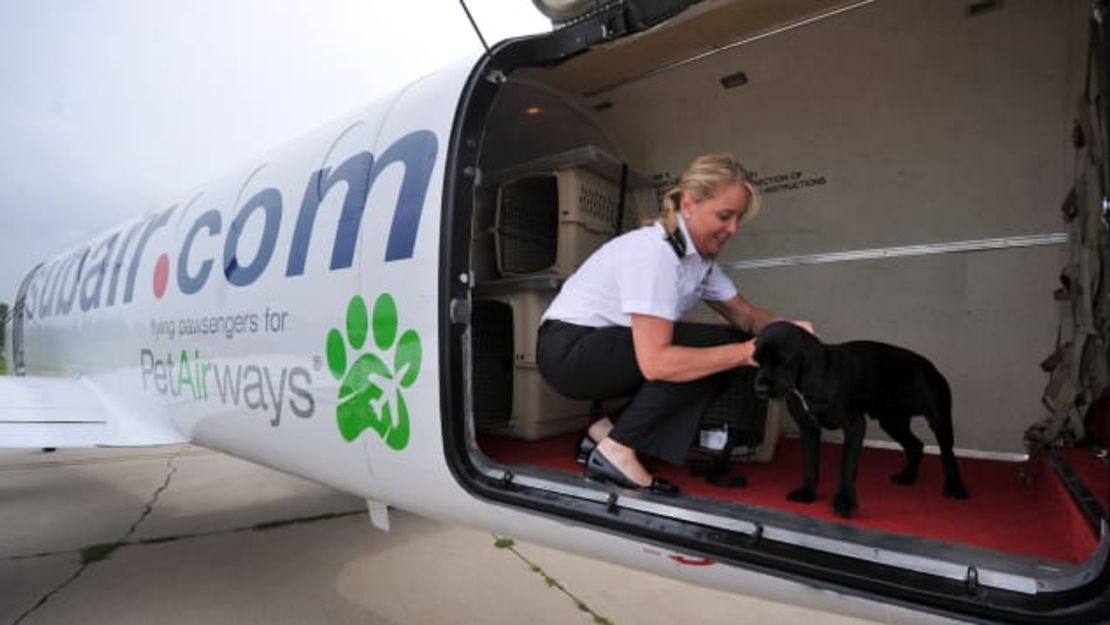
791;320;816;335
750;320;814;367
764;317;815;336
739;338;759;367
631;314;762;381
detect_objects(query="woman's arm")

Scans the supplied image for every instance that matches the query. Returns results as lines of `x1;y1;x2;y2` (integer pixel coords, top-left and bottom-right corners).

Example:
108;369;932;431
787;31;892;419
705;294;777;334
630;313;757;382
706;295;814;336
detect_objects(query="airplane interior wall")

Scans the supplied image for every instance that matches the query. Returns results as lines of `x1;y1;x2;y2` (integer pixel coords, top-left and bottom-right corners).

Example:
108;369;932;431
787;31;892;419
496;0;1090;453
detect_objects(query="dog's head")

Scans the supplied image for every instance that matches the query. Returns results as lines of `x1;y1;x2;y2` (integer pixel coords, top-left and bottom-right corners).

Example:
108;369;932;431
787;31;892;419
753;321;826;401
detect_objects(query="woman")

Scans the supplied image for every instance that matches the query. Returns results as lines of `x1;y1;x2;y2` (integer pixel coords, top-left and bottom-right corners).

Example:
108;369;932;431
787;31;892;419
537;153;811;495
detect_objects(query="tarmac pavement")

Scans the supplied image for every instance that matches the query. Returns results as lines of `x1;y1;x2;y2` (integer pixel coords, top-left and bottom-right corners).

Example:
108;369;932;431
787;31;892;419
0;445;901;624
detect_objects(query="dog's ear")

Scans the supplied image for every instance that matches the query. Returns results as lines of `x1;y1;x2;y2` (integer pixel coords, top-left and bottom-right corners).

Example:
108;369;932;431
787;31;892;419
754;322;805;398
796;333;831;407
756;322;801;360
754;324;783;369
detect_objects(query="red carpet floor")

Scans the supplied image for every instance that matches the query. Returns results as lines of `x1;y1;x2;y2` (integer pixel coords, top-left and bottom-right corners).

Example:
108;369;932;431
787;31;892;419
480;433;1108;564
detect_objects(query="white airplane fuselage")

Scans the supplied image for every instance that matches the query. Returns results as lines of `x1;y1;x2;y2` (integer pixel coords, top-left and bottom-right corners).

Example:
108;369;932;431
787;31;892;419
4;48;921;622
6;2;1110;622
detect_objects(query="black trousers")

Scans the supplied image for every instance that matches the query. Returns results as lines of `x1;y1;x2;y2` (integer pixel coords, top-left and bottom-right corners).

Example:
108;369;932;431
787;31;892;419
537;320;750;465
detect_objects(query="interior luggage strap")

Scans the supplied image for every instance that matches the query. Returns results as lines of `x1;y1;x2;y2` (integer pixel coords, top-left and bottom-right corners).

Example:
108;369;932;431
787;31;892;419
1029;21;1110;453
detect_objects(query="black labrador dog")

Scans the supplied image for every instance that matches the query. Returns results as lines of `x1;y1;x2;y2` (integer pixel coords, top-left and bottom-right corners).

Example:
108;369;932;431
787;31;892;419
753;321;969;517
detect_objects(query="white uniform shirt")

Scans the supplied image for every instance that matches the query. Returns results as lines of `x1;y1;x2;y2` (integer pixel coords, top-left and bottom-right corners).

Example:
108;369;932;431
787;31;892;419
542;214;737;327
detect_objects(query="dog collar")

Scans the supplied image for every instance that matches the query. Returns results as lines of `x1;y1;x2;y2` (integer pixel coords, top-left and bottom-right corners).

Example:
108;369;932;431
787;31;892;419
791;388;819;425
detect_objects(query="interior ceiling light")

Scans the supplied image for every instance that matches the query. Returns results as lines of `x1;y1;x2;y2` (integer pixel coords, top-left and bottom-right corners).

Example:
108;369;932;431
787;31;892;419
966;0;1003;17
524;105;543;116
720;71;749;89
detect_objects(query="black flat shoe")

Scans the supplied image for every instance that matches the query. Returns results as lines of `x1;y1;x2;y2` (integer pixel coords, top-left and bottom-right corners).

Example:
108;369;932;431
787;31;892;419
575;434;596;465
584;448;679;496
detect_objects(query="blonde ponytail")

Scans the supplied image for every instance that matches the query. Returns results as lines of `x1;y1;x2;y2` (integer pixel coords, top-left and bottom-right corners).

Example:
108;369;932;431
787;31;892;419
659;188;682;236
658;153;760;232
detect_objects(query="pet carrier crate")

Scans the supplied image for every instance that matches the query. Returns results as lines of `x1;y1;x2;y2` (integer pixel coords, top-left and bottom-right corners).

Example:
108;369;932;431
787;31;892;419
472;299;515;429
483;146;647;278
474;276;560;366
668;323;770;459
471;280;591;440
494;167;620;277
695;367;768;456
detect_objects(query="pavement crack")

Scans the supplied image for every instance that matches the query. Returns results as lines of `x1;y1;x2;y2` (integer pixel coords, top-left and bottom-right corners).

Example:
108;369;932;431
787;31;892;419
3;509;366;564
10;450;183;625
122;450;180;542
8;560;86;625
492;535;615;625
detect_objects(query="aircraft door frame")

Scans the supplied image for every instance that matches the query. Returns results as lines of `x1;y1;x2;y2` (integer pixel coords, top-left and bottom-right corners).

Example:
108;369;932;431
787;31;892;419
10;263;41;376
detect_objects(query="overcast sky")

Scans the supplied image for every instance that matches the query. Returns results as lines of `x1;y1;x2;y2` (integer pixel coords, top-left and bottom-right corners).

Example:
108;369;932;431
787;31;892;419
0;0;549;302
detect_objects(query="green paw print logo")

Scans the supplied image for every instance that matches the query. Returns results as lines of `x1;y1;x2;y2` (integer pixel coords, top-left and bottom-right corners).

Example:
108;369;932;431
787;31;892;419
326;293;422;450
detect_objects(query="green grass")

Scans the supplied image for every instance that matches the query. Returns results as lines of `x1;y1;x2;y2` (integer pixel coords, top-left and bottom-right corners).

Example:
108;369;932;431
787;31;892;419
251;510;362;532
79;543;119;565
489;533;615;625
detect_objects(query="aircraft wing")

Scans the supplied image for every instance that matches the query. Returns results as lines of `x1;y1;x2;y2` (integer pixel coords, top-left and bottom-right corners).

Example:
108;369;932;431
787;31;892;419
0;376;186;448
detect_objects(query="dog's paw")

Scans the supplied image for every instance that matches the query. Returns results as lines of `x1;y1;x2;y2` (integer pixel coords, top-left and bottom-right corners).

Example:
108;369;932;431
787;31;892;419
832;491;858;517
890;470;917;486
786;487;816;503
943;481;969;500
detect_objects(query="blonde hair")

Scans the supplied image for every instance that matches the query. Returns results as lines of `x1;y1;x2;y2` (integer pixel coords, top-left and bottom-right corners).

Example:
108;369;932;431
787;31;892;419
659;153;760;235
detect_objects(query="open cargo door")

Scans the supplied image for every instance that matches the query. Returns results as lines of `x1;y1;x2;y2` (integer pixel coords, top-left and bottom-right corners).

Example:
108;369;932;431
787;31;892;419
443;1;1110;622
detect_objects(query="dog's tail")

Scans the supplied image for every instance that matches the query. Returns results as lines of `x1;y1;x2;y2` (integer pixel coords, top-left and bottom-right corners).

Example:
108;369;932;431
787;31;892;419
922;363;955;446
923;362;969;497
